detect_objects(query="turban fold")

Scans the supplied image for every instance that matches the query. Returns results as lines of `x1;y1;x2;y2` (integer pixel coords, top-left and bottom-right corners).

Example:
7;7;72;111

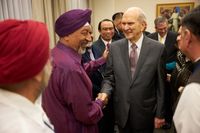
55;9;92;37
0;19;49;84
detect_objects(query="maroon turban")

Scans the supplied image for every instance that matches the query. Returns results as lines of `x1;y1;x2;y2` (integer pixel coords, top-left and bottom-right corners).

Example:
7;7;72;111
0;19;49;84
55;9;92;37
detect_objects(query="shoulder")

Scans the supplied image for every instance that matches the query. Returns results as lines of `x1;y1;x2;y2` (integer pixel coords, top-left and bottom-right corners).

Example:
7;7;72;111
0;106;30;132
111;38;127;46
177;82;200;112
145;36;163;47
51;54;82;79
147;32;157;38
168;31;178;37
92;38;103;46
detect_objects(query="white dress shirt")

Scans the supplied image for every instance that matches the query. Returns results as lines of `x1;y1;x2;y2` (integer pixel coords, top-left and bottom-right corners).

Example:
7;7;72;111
173;83;200;133
0;89;54;133
128;33;143;57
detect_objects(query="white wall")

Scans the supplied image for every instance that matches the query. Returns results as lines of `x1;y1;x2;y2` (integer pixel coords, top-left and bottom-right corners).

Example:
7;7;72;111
90;0;200;40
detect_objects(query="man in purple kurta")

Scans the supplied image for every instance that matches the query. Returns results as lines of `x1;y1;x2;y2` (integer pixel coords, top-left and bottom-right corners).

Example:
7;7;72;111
42;9;107;133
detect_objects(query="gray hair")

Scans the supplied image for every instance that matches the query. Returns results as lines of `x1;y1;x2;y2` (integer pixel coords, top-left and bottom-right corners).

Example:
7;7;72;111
126;7;147;23
154;16;168;25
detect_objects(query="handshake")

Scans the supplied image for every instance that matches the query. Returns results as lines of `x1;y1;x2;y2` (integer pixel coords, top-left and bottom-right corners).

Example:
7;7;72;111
96;93;109;107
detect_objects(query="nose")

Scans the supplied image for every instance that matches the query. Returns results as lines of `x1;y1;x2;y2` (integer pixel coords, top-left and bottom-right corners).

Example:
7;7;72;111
86;33;93;42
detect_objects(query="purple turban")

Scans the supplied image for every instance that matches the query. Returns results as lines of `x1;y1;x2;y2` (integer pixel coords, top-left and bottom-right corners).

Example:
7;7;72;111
0;19;49;84
55;9;92;37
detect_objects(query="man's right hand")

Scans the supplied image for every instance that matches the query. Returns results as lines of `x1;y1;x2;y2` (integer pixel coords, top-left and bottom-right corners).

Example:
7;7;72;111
102;47;109;60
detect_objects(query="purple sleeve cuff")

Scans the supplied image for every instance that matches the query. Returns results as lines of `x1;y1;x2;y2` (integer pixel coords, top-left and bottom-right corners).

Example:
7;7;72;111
95;99;104;109
95;57;106;66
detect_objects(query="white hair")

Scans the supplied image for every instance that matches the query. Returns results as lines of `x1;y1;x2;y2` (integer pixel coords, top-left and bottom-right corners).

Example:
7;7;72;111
125;7;147;22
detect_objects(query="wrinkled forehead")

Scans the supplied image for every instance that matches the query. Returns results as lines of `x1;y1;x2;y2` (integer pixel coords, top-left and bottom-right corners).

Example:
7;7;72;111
122;13;138;23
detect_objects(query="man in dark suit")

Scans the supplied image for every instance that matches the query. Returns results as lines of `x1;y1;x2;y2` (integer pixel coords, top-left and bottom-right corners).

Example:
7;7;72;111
92;19;115;68
148;16;178;128
83;19;115;133
112;12;125;41
98;7;166;133
148;16;178;73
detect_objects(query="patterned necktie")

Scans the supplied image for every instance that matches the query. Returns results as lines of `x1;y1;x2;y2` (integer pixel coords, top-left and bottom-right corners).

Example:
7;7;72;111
130;44;138;78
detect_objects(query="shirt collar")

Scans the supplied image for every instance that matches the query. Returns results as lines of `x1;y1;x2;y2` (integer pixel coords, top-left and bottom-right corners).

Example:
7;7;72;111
101;37;112;45
128;33;143;50
158;33;167;41
194;57;200;62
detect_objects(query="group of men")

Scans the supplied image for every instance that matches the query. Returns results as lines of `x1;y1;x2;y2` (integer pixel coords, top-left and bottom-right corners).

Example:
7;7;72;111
0;4;200;133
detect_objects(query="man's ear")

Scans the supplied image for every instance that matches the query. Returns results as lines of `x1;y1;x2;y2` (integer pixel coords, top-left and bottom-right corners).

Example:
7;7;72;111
63;36;69;41
184;29;192;47
33;71;44;83
140;21;146;32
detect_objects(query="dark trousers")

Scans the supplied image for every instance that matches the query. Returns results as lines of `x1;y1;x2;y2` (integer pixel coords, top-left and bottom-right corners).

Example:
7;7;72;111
118;123;153;133
98;99;115;133
118;109;154;133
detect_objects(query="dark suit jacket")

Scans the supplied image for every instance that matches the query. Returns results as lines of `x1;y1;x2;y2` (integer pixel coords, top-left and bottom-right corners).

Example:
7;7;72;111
86;37;115;133
92;37;114;75
92;37;106;59
147;31;178;64
101;36;166;129
112;28;125;41
82;49;103;98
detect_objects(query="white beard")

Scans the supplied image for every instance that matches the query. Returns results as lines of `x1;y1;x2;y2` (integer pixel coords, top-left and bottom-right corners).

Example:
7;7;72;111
78;47;86;54
86;42;93;48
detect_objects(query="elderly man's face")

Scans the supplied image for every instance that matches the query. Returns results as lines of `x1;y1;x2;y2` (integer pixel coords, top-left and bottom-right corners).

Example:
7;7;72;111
121;11;145;43
68;25;93;54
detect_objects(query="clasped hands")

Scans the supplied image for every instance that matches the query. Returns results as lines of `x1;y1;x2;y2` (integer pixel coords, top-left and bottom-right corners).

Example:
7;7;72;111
96;93;109;107
154;117;165;128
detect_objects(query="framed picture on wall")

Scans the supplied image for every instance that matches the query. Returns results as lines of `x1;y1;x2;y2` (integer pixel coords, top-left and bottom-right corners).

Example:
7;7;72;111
156;2;194;32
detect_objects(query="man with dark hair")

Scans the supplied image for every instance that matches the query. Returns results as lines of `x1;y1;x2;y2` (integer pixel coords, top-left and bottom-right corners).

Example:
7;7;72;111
112;12;125;40
148;16;178;129
94;19;115;59
90;18;115;133
173;5;200;133
148;16;178;70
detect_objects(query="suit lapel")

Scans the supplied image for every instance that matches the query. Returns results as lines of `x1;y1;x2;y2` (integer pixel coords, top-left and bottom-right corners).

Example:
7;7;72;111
93;39;105;59
120;39;132;82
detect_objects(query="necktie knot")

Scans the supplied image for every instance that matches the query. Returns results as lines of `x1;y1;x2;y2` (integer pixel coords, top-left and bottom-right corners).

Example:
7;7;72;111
131;44;137;50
